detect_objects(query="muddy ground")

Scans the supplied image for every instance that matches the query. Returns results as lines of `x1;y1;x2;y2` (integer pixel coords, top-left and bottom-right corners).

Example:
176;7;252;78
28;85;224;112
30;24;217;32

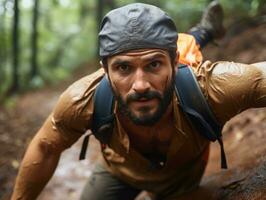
0;22;265;200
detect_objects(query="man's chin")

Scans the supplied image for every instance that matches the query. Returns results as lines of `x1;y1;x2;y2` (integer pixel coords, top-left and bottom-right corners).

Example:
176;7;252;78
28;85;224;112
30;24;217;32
129;110;160;126
132;118;158;126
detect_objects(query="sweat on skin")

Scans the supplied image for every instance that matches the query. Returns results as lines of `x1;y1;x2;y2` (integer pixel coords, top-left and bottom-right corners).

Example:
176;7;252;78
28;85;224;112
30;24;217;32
105;49;176;126
11;2;266;199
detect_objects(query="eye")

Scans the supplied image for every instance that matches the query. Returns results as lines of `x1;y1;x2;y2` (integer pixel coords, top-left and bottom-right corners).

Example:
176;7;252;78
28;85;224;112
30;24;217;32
118;64;130;73
148;61;161;70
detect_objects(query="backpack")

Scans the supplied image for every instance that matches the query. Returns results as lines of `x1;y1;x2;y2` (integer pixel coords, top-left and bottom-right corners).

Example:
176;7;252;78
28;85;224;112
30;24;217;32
79;65;228;169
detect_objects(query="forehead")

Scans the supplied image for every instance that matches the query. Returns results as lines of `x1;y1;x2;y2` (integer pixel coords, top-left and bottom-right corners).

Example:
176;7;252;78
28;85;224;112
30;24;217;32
107;49;171;64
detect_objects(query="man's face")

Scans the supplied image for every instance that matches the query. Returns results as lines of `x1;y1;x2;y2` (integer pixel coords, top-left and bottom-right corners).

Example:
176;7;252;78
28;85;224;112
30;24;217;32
106;49;176;126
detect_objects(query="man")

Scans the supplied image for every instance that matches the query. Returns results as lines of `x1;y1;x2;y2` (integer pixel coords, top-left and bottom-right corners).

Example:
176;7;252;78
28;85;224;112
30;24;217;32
12;2;266;200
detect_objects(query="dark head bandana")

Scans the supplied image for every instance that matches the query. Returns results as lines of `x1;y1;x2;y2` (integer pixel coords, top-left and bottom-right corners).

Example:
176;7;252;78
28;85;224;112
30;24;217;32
99;3;178;57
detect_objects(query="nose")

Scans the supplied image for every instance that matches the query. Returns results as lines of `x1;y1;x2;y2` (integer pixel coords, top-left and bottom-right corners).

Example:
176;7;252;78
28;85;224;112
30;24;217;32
131;69;151;93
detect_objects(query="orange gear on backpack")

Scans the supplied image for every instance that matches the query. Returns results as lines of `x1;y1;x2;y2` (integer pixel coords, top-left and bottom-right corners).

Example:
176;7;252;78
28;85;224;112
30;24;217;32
177;33;203;67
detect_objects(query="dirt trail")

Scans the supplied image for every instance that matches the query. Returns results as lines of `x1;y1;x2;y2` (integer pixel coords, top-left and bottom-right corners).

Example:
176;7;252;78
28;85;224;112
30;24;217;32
0;65;98;200
0;23;266;200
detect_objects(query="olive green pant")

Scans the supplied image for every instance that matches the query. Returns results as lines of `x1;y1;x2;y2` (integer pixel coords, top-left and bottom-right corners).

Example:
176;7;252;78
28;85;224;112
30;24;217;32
80;164;141;200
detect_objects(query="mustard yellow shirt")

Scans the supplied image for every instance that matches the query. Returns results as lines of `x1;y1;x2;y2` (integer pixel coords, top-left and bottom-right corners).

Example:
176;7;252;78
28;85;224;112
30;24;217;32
51;60;266;199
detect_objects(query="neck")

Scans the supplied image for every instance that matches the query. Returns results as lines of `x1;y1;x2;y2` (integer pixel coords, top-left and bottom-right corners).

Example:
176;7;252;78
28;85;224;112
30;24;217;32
118;101;174;132
118;101;175;156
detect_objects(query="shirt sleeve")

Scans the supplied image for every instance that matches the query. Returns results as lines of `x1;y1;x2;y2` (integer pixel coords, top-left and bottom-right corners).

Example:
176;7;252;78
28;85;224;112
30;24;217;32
51;68;105;138
195;61;266;125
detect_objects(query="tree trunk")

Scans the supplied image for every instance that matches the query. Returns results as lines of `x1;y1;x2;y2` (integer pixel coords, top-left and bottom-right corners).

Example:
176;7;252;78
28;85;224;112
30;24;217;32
0;0;8;83
96;0;104;57
30;0;40;79
10;0;20;93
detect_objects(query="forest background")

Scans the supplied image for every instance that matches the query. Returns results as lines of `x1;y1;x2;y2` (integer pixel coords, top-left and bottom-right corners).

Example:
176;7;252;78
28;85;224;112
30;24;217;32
1;0;266;199
0;0;265;104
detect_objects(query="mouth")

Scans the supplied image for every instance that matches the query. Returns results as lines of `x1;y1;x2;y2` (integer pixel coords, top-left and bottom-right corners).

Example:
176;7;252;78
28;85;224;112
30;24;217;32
131;98;158;107
138;97;151;101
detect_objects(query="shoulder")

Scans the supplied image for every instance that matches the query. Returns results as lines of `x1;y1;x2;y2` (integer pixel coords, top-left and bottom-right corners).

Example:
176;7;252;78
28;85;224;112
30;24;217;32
52;68;105;135
195;60;263;88
194;61;264;124
64;68;105;100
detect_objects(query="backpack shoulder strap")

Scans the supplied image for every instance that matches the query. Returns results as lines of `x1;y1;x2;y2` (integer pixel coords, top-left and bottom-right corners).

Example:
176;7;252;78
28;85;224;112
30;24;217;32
79;75;114;160
91;75;115;138
175;65;222;140
175;64;227;168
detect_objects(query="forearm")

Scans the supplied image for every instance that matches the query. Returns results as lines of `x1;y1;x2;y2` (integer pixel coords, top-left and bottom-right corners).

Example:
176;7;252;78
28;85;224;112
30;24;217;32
11;136;62;200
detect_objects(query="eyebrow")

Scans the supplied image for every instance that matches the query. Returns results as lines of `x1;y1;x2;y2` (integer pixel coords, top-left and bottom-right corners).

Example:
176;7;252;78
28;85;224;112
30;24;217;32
111;59;131;67
144;53;167;62
110;52;168;66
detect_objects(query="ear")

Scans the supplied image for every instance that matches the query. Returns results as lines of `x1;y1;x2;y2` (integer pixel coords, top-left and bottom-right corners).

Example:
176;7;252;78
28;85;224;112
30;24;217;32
100;60;108;74
175;51;180;66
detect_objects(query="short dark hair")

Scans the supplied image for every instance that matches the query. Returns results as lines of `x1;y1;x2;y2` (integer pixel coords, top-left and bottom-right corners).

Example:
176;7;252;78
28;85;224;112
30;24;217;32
101;50;177;69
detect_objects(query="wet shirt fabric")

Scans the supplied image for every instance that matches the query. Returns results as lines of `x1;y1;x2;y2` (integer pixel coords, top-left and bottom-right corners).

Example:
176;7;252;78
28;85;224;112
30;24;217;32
51;61;266;199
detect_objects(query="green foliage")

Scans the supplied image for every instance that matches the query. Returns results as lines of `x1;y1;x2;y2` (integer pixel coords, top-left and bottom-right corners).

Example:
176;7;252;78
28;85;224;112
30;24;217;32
0;0;264;100
220;0;265;23
3;95;18;110
28;75;44;89
165;0;206;31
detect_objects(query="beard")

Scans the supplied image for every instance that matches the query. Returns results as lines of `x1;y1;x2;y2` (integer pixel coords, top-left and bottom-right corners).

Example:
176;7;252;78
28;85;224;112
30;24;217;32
115;79;175;126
